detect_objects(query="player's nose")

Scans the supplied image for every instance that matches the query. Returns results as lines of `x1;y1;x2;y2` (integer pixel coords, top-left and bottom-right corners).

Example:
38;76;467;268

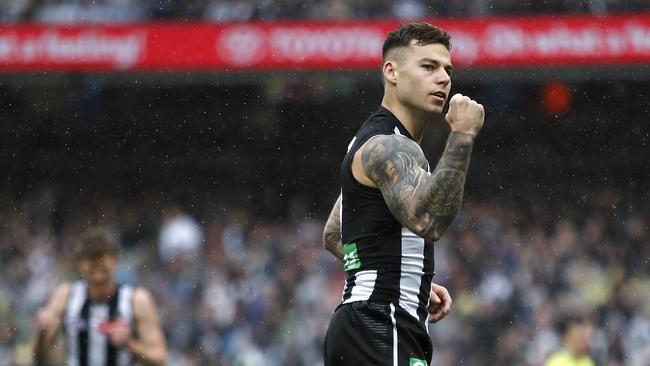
435;69;451;85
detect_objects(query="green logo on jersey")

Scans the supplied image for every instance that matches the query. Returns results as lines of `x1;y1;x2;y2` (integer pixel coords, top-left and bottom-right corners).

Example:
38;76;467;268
409;358;427;366
342;243;361;271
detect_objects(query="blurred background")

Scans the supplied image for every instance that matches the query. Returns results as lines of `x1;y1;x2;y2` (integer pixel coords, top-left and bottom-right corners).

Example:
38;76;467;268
1;1;650;365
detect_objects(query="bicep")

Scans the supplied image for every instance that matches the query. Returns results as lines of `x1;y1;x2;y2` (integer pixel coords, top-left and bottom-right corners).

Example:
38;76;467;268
133;289;165;347
323;195;344;259
48;284;70;327
360;135;430;223
323;195;341;234
36;284;70;340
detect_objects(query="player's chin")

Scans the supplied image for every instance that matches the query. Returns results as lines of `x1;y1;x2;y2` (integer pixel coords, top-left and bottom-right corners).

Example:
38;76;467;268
423;103;444;114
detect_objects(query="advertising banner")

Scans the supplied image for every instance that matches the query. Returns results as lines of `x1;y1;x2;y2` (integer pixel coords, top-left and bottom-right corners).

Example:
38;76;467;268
1;13;649;71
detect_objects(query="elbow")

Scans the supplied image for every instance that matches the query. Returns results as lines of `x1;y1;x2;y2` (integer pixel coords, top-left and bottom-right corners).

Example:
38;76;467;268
150;358;165;366
410;225;432;240
421;214;459;242
153;348;167;366
134;347;166;366
158;354;168;366
413;224;442;242
407;214;430;237
408;215;442;242
428;230;442;242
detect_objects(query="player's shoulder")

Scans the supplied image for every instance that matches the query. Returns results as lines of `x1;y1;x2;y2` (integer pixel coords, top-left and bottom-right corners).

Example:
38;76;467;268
44;283;73;312
132;287;158;314
361;133;423;162
52;282;73;298
132;286;154;303
356;107;402;136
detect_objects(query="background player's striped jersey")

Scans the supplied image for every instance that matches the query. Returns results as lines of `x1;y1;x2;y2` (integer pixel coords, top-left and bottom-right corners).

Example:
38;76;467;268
64;282;135;366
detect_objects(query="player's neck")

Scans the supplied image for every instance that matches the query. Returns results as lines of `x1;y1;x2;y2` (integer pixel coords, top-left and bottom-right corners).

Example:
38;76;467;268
380;99;428;144
565;344;585;359
87;281;117;302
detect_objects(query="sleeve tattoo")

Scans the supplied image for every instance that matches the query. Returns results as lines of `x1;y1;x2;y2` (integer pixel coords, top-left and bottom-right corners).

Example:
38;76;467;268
361;132;474;242
322;195;344;261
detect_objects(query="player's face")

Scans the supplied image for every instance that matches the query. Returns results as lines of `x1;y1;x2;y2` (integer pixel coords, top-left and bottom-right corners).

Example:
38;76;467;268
567;322;593;355
78;255;117;287
395;42;452;114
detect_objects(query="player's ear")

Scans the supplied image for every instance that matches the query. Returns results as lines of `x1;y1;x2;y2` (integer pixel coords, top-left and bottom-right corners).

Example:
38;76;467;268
382;60;398;85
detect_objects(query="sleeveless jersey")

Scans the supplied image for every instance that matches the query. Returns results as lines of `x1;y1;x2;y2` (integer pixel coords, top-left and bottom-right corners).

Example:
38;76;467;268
339;106;435;324
64;282;135;366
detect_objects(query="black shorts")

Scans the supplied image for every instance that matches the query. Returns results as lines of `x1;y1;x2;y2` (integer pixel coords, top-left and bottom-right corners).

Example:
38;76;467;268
324;301;433;366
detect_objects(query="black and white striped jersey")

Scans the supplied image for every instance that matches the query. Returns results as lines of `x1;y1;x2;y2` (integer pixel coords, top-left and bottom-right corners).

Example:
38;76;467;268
339;106;435;324
64;281;135;366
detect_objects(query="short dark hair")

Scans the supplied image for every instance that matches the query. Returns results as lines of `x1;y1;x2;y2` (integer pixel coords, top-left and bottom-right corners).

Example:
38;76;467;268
556;313;588;336
75;226;119;261
382;22;452;61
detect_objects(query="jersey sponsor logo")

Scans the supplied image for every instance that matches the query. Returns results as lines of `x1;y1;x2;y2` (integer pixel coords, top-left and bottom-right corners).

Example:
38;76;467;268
217;25;265;66
342;242;361;271
409;358;428;366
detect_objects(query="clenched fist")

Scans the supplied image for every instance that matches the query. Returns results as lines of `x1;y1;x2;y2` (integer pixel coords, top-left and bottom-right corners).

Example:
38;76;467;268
445;93;484;137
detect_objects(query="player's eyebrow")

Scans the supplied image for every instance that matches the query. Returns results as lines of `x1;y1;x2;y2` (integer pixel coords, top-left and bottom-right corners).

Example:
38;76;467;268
419;57;454;73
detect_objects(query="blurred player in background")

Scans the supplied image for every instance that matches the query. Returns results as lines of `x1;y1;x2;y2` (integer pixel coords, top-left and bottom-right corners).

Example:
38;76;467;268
33;226;167;366
545;314;596;366
323;22;484;365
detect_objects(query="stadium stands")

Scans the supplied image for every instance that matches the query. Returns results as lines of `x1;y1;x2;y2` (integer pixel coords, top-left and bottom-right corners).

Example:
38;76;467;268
2;0;650;22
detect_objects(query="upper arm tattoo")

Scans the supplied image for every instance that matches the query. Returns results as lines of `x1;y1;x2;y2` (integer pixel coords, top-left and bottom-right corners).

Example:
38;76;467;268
361;132;474;241
323;195;344;261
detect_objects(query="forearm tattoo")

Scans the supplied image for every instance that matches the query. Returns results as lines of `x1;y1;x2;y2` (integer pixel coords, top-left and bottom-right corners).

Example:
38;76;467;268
361;132;474;241
323;195;344;261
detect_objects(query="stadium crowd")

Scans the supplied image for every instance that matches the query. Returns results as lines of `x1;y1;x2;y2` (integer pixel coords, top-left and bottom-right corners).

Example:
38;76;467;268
1;182;648;365
0;79;649;365
1;0;650;22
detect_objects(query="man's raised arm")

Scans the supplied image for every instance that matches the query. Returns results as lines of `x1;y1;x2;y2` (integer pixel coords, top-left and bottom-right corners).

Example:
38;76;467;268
360;94;484;242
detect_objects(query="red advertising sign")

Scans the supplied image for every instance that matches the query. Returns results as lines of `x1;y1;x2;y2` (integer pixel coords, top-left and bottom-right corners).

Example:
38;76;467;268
1;13;649;72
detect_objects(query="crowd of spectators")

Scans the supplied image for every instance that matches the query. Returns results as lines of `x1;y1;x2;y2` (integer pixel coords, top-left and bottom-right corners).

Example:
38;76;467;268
2;0;650;23
1;182;648;365
0;78;648;365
